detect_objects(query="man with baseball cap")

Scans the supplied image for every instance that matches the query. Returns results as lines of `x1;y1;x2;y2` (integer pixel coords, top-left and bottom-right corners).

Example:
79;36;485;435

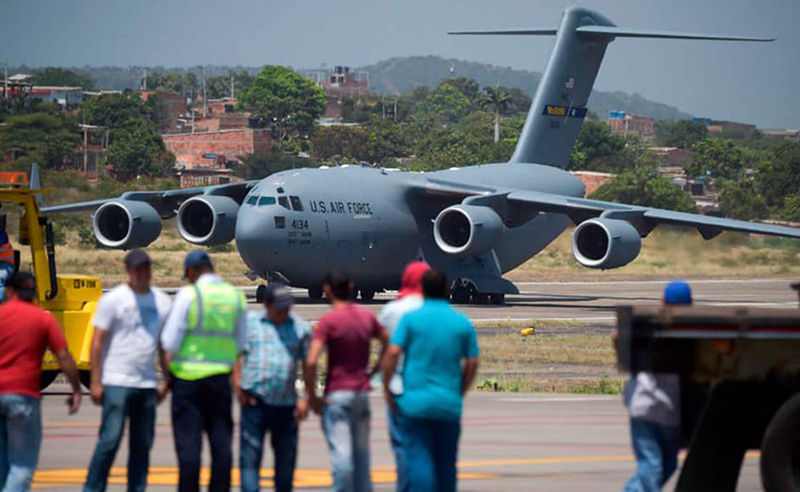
83;249;172;492
0;272;81;491
234;284;312;492
160;250;247;492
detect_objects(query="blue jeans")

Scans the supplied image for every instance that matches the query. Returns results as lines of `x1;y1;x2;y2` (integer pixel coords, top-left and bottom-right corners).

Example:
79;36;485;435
0;262;13;301
321;391;372;492
623;418;680;492
386;406;408;492
400;415;460;492
0;394;42;492
84;386;157;492
240;401;298;492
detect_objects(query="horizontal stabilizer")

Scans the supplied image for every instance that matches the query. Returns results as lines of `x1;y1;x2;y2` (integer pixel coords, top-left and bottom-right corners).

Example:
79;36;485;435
448;28;557;36
575;26;774;42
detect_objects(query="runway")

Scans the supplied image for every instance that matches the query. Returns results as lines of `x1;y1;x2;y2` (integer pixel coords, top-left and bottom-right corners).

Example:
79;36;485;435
279;278;799;323
34;392;762;491
34;278;787;490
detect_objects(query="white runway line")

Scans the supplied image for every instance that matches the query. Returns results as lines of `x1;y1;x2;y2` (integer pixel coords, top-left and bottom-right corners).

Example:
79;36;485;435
497;396;618;403
515;278;790;286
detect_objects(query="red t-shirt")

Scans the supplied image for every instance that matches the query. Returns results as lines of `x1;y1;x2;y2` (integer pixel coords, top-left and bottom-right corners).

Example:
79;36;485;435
313;304;384;394
0;298;68;398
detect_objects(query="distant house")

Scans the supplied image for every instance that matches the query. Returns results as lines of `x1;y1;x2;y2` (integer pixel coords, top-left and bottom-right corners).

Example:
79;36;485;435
606;111;654;142
306;66;369;118
29;86;83;109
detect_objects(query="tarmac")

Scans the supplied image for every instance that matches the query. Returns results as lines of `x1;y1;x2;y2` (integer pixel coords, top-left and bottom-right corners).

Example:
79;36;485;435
35;278;790;491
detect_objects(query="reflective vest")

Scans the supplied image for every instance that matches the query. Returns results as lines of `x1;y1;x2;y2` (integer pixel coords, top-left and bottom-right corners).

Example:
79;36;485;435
0;238;13;265
169;281;245;381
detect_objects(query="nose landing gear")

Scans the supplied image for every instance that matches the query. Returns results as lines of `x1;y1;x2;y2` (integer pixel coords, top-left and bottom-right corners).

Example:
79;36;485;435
450;279;507;305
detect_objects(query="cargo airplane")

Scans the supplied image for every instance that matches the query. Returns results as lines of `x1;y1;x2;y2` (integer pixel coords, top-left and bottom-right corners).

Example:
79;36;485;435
46;7;797;304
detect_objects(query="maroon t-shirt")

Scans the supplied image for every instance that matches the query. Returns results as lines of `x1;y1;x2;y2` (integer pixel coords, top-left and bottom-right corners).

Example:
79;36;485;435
313;304;384;394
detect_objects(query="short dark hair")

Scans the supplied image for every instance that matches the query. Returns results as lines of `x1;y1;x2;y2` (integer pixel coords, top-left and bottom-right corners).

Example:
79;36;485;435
422;269;449;299
323;270;352;301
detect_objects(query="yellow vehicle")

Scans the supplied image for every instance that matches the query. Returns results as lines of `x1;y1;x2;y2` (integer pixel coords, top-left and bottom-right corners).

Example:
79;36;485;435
1;171;101;389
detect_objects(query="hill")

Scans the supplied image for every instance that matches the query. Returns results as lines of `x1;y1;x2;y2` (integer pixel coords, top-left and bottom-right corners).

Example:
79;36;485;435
360;56;693;121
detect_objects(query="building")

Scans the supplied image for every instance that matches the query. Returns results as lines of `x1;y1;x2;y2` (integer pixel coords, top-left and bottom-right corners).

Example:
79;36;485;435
606;111;654;142
762;129;800;142
71;124;109;181
139;90;187;134
162;128;272;188
706;119;757;139
306;66;369;118
650;146;693;168
570;171;614;196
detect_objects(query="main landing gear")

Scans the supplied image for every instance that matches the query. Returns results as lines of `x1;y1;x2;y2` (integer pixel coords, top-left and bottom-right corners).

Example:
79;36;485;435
450;282;505;305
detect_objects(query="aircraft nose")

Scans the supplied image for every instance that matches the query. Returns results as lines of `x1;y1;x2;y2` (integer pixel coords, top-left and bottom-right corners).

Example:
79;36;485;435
235;206;281;276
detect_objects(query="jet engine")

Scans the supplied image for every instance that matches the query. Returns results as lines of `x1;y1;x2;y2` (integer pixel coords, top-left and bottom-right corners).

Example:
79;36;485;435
177;195;239;246
572;218;642;269
92;200;162;249
433;205;504;256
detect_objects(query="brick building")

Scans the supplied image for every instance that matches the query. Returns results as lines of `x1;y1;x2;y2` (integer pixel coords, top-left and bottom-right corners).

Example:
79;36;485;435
607;111;655;142
162;128;272;188
307;66;369;118
139;90;187;134
570;171;614;196
707;120;757;139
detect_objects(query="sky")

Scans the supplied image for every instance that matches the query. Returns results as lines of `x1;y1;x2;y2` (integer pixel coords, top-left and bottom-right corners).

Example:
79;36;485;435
1;0;798;129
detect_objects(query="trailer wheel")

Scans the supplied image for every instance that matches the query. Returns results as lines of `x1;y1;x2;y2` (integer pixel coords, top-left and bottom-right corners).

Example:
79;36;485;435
760;392;800;491
40;370;59;390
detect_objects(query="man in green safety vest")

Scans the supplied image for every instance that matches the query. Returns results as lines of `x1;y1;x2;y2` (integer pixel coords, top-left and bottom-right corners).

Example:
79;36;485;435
160;250;247;492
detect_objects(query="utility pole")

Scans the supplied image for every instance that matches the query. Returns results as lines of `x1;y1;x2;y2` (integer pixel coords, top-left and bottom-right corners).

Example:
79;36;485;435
230;72;235;99
393;97;397;122
3;60;8;101
202;65;207;118
142;62;147;90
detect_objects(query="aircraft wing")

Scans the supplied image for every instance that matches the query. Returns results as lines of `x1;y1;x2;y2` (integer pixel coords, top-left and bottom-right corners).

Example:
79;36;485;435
42;180;259;218
502;189;800;239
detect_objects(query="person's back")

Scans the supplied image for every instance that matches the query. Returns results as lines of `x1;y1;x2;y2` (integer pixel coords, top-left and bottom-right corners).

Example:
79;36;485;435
318;304;381;393
0;298;64;397
397;301;476;421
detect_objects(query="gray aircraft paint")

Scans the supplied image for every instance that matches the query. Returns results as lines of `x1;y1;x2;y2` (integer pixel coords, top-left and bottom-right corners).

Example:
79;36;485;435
43;7;789;298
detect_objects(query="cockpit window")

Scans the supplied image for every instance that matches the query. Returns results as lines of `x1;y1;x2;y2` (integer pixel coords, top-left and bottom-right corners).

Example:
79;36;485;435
278;196;290;210
289;196;304;211
258;196;276;206
246;196;258;206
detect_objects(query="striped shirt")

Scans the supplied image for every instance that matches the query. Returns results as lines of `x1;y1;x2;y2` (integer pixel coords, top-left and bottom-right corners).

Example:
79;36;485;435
240;310;311;407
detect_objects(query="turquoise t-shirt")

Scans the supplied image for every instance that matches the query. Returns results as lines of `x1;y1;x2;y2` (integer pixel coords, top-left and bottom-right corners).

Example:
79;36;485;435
391;299;480;421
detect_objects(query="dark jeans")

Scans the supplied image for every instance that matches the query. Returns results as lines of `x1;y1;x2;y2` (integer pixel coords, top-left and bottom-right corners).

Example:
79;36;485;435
0;394;41;492
171;374;233;492
387;406;408;492
239;401;298;492
84;386;156;492
401;415;460;492
623;418;680;492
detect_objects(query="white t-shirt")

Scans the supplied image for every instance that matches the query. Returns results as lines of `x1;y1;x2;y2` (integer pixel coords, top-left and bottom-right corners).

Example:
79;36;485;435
623;372;681;428
373;294;424;395
92;284;172;388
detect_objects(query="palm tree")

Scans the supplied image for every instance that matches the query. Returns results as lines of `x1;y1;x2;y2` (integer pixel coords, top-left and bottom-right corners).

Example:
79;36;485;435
479;84;511;144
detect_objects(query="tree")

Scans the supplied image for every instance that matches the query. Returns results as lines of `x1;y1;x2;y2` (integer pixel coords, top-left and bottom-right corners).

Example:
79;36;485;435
32;67;95;90
718;179;769;220
685;138;747;180
363;116;410;163
311;126;369;161
412;82;473;125
657;120;708;149
442;77;481;101
235;152;316;180
106;118;174;180
754;141;800;208
0;113;80;168
82;92;155;130
569;121;626;171
590;166;697;213
237;66;327;151
479;84;511;144
781;195;800;222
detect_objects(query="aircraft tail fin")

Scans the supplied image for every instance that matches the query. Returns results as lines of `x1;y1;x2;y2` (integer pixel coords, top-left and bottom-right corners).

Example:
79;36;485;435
451;6;773;168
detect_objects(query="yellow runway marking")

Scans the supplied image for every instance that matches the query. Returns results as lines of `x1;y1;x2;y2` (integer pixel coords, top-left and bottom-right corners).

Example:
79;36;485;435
33;452;762;487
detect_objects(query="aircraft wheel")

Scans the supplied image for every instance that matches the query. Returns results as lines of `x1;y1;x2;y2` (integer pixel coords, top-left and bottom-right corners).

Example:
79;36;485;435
40;370;59;390
308;286;323;301
360;290;375;302
451;285;470;304
255;284;267;303
761;392;800;491
79;370;92;390
490;293;505;305
472;293;490;305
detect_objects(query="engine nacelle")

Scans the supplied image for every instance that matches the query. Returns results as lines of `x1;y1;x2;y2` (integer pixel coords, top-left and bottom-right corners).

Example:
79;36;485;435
92;200;162;249
572;218;642;269
433;205;504;256
177;195;239;246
